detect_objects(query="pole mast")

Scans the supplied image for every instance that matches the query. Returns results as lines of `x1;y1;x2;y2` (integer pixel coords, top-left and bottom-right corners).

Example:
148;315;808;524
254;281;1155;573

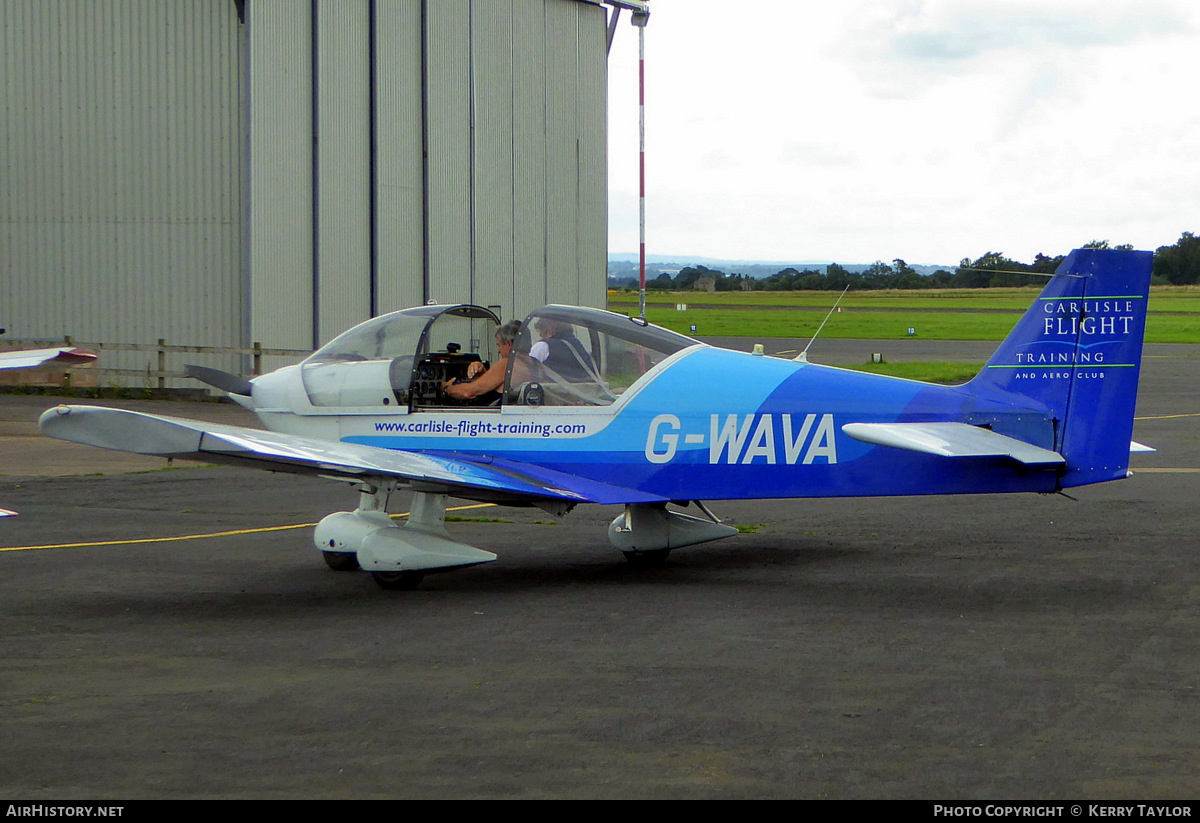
633;9;649;322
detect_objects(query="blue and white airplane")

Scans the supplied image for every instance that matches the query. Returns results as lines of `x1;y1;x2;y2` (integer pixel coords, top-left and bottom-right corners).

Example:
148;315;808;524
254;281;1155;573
39;248;1153;587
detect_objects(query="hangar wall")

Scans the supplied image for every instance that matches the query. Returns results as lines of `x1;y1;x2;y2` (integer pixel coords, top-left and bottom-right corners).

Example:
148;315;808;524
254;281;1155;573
0;0;245;364
249;0;610;356
2;0;610;384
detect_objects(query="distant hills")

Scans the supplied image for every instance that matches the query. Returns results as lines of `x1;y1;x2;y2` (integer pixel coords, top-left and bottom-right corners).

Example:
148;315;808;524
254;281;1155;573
607;253;952;282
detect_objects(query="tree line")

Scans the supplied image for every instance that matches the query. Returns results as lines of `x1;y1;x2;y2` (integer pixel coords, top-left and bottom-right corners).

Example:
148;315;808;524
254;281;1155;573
618;232;1200;291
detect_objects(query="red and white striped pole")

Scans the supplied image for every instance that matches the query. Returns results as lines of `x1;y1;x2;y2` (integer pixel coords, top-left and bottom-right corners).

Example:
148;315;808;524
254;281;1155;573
633;9;649;322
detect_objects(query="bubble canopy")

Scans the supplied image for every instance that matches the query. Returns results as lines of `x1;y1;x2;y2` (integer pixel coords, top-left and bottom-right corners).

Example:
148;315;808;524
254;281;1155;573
296;303;700;410
304;305;501;367
300;305;501;408
508;305;699;407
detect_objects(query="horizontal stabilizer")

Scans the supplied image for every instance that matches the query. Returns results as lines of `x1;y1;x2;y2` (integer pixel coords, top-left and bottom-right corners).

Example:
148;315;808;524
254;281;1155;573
1130;441;1155;454
842;422;1065;467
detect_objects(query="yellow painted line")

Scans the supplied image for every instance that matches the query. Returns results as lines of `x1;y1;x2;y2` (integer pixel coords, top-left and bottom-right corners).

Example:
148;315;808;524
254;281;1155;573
1135;412;1200;420
1131;468;1200;473
0;502;497;553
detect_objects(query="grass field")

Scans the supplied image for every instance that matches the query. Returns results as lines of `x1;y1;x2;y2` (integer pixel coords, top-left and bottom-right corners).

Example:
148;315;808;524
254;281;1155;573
838;361;986;384
607;286;1200;344
611;285;1200;313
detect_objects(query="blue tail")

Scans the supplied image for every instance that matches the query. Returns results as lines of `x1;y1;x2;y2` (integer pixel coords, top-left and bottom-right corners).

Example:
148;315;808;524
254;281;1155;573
967;248;1153;488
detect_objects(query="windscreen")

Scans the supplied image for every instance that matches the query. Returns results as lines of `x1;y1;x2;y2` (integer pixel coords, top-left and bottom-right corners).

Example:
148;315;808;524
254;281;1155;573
507;306;699;407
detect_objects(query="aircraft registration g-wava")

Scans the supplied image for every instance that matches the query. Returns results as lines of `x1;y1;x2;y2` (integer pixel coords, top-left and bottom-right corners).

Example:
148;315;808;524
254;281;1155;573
40;248;1152;588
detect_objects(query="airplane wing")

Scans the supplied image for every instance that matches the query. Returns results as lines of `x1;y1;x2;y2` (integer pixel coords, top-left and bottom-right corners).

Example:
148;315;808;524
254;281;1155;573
841;422;1065;467
0;347;97;370
38;405;666;509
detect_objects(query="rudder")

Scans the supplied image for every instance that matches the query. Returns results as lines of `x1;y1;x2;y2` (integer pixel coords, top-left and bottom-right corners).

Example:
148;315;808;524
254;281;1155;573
967;248;1153;488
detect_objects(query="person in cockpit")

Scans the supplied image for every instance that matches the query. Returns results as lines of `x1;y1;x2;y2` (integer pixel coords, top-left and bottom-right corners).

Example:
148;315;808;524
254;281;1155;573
441;320;522;402
528;318;595;381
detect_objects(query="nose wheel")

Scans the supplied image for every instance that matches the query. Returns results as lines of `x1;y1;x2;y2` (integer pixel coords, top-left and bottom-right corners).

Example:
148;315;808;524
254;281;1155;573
622;549;671;567
322;551;360;571
372;571;426;590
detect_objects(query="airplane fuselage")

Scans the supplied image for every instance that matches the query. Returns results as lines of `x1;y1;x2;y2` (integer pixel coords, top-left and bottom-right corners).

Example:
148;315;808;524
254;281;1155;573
249;345;1060;502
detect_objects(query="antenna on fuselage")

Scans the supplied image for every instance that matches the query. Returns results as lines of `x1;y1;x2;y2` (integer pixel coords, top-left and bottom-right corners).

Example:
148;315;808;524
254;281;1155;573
795;284;850;362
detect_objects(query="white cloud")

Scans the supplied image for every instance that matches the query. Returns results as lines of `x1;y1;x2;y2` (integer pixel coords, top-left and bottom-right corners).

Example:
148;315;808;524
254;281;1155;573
853;0;1186;67
607;0;1200;264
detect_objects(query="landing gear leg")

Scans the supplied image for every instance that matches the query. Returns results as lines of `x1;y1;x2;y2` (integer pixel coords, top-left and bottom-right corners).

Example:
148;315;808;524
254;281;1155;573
313;486;496;591
609;501;739;564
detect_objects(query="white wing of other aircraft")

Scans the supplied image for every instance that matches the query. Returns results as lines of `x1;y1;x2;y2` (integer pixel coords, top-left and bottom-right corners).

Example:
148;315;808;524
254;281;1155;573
1;346;97;517
0;347;97;370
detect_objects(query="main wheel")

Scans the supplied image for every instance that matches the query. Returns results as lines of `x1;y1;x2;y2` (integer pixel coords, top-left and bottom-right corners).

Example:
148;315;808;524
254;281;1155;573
372;570;426;590
622;549;671;568
322;551;360;571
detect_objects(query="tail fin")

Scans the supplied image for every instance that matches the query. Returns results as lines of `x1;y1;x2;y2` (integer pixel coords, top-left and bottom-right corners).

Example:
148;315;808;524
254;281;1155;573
967;248;1153;488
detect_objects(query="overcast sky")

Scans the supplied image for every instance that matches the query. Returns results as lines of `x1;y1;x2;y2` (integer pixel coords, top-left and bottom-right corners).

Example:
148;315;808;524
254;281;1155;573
605;0;1200;266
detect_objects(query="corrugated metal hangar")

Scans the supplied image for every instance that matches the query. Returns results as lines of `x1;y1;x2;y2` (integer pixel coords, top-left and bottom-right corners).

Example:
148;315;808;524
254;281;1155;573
1;0;635;383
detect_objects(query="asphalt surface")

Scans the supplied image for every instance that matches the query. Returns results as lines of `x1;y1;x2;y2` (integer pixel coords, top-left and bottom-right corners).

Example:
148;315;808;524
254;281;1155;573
1;342;1198;799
